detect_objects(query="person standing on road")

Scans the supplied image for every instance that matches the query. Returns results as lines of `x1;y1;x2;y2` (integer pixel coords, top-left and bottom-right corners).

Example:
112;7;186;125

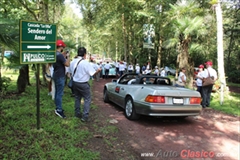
115;60;120;76
127;63;134;73
135;63;140;74
69;47;101;122
99;61;103;78
141;64;146;74
104;61;111;79
201;61;217;108
154;66;159;76
195;64;205;98
53;40;70;118
119;61;125;77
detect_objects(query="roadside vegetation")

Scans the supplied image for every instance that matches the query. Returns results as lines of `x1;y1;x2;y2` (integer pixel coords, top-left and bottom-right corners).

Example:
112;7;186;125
0;69;123;159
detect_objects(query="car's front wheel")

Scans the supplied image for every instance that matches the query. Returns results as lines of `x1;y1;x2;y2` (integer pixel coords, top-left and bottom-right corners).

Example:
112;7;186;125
125;97;140;120
103;88;110;103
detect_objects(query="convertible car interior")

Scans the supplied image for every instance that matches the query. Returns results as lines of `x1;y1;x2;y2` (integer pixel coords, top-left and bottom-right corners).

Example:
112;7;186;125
118;74;171;86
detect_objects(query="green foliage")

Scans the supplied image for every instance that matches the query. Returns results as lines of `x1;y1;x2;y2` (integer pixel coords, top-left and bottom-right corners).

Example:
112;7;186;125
210;92;240;116
0;70;101;159
0;76;11;94
227;70;240;83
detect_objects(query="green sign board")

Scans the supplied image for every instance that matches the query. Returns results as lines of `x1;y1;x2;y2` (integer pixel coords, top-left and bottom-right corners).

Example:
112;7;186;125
20;20;57;64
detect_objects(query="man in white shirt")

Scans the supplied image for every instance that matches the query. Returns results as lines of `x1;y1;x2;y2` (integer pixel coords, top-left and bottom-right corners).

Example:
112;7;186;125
69;47;101;122
154;66;159;76
115;60;119;76
160;68;166;77
135;63;140;74
201;61;217;108
104;61;111;79
119;61;125;77
127;63;134;72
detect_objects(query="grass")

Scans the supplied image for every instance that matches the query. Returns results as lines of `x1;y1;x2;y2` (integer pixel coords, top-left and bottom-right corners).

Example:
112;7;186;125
227;82;240;87
210;91;240;116
0;69;105;160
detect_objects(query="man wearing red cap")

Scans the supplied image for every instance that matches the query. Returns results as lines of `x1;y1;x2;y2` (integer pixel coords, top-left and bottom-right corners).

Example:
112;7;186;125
201;61;217;108
53;40;70;118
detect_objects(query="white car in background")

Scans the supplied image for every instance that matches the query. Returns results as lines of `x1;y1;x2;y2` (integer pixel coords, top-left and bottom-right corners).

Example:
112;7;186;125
164;66;176;76
102;63;117;77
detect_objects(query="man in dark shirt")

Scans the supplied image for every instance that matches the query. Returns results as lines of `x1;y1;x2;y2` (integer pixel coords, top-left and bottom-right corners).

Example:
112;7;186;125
53;40;70;118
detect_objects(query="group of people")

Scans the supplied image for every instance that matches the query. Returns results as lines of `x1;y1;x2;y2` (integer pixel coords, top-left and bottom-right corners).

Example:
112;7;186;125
48;40;101;121
49;39;217;121
175;61;217;108
114;61;167;77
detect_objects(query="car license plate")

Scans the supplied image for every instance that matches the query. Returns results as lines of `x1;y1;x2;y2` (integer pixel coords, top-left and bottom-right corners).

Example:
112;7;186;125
173;98;183;104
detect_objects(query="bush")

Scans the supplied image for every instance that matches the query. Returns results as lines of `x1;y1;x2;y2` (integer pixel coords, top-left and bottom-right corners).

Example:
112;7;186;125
227;70;240;83
0;76;11;95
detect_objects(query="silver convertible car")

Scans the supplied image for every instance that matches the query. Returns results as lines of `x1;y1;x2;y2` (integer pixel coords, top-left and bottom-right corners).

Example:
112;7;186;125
103;73;202;120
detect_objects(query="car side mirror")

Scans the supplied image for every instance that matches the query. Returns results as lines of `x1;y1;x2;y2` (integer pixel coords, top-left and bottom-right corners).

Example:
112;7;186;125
112;79;117;83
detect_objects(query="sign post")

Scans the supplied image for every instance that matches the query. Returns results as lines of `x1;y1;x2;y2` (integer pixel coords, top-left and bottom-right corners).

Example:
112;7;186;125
20;20;57;129
20;20;57;64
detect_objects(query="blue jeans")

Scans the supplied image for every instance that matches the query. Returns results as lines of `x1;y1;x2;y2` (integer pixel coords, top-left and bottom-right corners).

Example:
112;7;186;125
197;86;203;97
202;85;213;106
105;69;109;79
53;76;65;112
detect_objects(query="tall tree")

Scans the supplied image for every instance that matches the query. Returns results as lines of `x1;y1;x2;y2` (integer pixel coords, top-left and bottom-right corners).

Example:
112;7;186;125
163;0;208;86
211;0;226;86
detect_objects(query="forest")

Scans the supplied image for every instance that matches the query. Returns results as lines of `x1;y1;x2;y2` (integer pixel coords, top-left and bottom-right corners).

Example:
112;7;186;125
0;0;239;93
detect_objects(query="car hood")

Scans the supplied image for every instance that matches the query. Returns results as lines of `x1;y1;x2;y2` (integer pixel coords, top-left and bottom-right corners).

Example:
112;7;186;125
147;86;201;97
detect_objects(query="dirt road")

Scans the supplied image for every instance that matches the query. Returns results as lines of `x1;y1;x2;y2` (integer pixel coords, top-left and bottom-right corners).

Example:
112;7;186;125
91;78;239;160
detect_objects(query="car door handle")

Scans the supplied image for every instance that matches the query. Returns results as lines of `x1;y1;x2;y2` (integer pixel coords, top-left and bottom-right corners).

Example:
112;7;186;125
121;88;124;90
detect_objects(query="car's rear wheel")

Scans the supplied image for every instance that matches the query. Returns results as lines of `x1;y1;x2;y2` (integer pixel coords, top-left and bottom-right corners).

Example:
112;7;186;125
103;88;110;103
125;97;140;120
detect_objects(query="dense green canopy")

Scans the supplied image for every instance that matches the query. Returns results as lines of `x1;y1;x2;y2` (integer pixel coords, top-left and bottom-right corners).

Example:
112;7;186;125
0;0;239;92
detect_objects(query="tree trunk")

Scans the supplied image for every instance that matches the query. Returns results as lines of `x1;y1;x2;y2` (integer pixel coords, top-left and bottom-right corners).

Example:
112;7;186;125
26;65;31;85
121;5;128;62
0;46;5;91
216;2;226;85
177;40;194;88
157;39;162;68
17;65;28;93
128;26;133;64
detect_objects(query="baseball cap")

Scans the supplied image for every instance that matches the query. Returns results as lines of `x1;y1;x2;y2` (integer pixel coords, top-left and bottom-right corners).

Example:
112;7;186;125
205;61;213;66
56;40;66;47
199;64;204;68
